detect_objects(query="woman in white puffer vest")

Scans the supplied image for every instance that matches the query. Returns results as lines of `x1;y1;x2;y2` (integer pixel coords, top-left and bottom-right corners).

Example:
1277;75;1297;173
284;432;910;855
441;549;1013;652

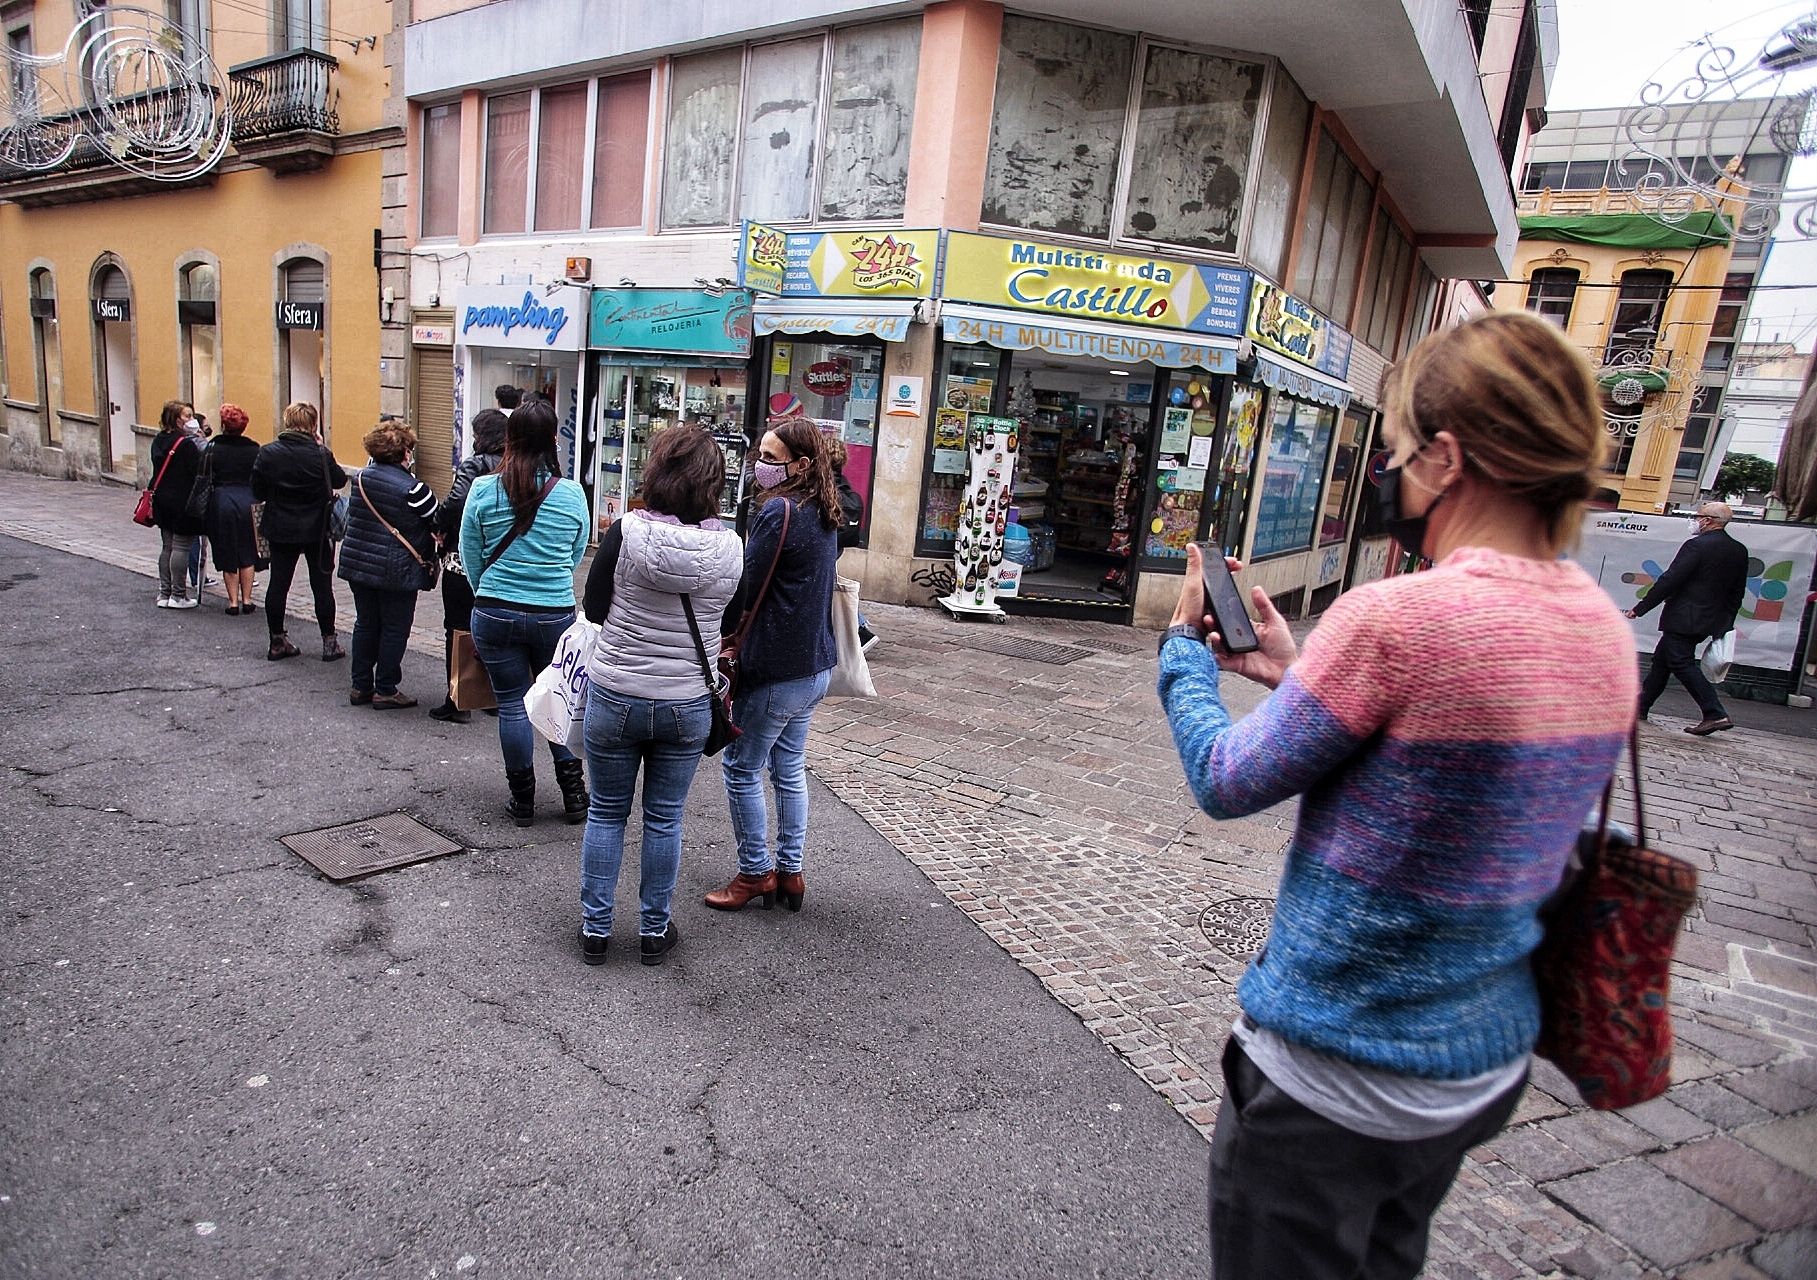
577;426;744;968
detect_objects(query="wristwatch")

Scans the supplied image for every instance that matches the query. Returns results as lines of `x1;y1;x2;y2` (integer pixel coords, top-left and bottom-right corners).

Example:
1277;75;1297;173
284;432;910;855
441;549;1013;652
1159;623;1207;654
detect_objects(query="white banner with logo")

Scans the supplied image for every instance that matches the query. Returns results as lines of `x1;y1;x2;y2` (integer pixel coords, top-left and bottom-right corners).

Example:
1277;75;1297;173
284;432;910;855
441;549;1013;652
1570;512;1816;673
453;284;586;352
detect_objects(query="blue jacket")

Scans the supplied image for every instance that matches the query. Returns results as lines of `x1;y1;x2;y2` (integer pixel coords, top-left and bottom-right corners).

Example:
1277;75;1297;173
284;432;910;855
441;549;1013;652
338;463;439;591
725;496;838;688
459;473;590;608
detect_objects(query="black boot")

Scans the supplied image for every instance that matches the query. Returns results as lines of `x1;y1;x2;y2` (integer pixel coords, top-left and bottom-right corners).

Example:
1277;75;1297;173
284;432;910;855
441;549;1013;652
554;758;588;826
506;766;536;828
428;630;469;723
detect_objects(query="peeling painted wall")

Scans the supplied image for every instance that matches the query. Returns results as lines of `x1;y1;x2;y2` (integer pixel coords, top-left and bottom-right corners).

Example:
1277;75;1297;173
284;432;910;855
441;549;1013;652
739;38;823;222
663;48;742;228
819;18;919;221
1121;46;1263;253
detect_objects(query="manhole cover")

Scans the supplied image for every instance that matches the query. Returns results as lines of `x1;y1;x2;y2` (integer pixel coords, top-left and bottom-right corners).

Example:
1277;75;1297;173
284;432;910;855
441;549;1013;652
280;812;463;882
1198;897;1274;959
961;634;1095;665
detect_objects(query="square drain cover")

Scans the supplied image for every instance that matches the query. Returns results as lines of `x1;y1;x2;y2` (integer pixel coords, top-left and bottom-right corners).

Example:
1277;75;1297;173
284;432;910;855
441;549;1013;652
962;634;1095;665
280;812;463;882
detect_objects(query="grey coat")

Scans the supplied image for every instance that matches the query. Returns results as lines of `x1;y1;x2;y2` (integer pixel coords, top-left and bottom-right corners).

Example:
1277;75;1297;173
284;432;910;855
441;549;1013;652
588;515;743;703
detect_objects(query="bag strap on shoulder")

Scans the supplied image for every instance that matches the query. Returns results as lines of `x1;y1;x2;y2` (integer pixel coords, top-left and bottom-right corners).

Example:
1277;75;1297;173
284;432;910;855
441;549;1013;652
729;498;792;649
357;470;429;569
147;436;186;493
480;475;559;576
680;595;721;701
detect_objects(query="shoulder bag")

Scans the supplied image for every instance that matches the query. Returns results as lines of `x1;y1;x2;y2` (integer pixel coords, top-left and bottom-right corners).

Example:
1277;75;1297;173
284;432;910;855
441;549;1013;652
184;446;216;526
356;471;439;591
718;498;791;700
1533;725;1699;1111
681;594;740;756
322;447;349;542
134;436;187;527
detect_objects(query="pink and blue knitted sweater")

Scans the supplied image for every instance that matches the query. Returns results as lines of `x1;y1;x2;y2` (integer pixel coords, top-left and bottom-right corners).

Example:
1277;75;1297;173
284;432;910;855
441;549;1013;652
1159;547;1638;1080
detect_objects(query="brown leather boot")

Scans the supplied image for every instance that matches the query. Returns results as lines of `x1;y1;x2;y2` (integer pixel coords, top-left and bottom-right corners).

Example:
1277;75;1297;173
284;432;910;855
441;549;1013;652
704;871;776;911
775;869;805;913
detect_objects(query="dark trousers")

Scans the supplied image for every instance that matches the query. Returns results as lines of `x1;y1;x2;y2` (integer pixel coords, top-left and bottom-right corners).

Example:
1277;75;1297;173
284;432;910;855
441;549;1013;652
1639;630;1726;720
1209;1038;1526;1280
349;584;419;696
266;539;337;638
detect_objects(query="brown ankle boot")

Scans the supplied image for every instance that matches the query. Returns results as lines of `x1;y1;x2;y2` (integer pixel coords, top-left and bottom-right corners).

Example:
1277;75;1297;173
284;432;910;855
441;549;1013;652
704;870;776;911
775;869;804;913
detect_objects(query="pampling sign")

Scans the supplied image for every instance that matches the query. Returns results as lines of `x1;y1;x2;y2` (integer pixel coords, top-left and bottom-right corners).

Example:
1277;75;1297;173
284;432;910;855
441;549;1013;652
1571;511;1816;674
454;285;586;351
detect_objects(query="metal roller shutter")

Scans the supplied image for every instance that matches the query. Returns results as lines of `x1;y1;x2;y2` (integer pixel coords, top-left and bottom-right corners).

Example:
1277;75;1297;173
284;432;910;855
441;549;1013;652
283;260;326;303
96;267;130;301
413;345;456;498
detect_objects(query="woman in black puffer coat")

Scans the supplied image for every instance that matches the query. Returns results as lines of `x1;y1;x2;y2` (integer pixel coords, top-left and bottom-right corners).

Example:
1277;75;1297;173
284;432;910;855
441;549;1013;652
251;402;347;661
428;408;509;723
149;400;206;609
338;420;439;709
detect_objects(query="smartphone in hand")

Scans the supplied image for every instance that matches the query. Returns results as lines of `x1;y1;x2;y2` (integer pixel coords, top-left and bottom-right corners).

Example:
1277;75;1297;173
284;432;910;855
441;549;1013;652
1197;542;1259;654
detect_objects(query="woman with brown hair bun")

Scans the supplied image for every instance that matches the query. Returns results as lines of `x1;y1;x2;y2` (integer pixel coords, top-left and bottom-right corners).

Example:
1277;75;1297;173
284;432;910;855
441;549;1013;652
705;415;842;916
205;403;266;614
1159;311;1636;1277
576;426;743;966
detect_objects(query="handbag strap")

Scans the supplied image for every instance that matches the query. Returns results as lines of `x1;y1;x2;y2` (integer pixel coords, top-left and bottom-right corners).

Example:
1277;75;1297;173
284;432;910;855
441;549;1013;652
317;443;336;501
679;594;720;701
480;475;559;576
356;470;428;568
1595;723;1647;847
729;498;792;650
147;435;187;493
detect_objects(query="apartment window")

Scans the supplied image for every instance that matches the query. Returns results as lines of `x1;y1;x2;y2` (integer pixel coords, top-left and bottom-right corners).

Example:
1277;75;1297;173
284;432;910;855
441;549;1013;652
1292;130;1373;319
1605;409;1640;475
1675;411;1716;481
1403;263;1440;356
419;101;461;239
1247;71;1310;282
275;0;327;52
534;82;589;232
1525;267;1580;327
6;25;33;114
1357;214;1413;351
590;72;651;229
178;260;220;416
661;19;921;230
1521;161;1567;191
483;91;531;235
1462;0;1492;54
982;18;1265;254
1703;272;1749;373
1496;2;1539;174
1607;269;1672;359
165;0;203;43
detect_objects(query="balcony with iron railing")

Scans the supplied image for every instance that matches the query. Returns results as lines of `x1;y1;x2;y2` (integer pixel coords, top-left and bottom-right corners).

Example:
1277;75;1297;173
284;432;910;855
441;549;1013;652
0;83;227;206
226;47;340;174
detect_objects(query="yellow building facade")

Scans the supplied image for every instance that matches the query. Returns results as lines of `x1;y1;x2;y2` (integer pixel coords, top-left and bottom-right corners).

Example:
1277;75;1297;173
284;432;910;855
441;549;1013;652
1500;188;1736;513
0;0;400;479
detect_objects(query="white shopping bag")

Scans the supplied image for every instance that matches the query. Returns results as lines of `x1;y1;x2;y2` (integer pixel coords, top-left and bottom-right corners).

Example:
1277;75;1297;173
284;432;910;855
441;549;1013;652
1698;631;1735;684
526;616;601;753
825;575;876;699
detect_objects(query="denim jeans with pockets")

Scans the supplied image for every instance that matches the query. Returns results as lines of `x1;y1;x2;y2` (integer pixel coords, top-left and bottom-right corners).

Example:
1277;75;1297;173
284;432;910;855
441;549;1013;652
721;669;829;876
470;604;578;772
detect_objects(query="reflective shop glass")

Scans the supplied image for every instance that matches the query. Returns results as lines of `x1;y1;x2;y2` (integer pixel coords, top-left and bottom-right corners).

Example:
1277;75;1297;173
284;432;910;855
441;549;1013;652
768;339;881;543
1251;394;1336;559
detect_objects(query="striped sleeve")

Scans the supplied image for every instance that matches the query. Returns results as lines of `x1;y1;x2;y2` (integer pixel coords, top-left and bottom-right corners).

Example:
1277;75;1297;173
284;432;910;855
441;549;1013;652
404;480;438;518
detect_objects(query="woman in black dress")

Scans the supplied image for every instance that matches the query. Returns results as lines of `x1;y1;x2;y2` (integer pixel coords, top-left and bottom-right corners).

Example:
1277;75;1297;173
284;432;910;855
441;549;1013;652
205;403;266;614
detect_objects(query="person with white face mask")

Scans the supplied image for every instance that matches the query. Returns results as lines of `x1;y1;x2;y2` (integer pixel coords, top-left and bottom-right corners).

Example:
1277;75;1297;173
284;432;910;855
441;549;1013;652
1626;500;1750;735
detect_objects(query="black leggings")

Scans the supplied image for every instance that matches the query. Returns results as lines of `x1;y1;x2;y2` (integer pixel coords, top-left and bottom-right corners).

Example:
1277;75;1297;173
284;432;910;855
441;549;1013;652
265;539;337;638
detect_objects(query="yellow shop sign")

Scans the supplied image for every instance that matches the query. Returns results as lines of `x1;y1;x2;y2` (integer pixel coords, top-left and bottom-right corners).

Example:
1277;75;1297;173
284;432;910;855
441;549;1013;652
940;232;1250;338
739;222;936;298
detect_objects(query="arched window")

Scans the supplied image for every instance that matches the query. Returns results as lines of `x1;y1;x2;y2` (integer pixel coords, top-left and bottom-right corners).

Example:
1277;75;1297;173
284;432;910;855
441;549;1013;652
276;253;328;437
177;258;221;415
1525;267;1579;328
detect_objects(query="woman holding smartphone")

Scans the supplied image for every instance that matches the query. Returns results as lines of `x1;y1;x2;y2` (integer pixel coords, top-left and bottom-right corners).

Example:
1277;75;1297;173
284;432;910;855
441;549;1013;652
1158;312;1636;1279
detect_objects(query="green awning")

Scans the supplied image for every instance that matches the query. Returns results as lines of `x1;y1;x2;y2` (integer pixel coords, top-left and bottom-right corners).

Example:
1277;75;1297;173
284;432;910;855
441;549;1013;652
1598;369;1669;393
1518;211;1731;249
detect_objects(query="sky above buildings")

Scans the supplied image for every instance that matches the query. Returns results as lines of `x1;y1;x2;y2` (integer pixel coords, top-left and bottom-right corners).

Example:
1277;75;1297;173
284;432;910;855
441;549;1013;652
1552;0;1817;349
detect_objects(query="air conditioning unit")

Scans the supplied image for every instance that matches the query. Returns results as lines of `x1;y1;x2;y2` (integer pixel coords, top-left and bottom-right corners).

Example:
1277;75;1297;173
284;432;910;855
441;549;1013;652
564;256;592;284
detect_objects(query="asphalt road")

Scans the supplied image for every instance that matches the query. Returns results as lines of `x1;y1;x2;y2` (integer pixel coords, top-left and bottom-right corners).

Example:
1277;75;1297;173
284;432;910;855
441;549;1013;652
0;537;1208;1279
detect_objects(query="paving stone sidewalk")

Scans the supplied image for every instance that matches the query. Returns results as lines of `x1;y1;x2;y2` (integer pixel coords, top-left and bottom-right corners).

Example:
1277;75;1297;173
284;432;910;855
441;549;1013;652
4;469;1815;1278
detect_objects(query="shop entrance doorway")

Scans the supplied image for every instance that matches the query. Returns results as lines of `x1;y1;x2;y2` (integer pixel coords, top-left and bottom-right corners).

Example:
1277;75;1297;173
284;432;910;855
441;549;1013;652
92;265;138;478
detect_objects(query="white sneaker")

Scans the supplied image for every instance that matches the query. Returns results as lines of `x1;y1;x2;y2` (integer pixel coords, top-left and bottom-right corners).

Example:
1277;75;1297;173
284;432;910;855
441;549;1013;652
155;596;172;609
169;596;199;610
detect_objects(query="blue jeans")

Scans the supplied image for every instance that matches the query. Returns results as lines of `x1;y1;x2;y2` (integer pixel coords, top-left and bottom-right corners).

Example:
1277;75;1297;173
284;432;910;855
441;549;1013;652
722;669;829;876
579;685;712;938
349;584;418;696
470;604;579;773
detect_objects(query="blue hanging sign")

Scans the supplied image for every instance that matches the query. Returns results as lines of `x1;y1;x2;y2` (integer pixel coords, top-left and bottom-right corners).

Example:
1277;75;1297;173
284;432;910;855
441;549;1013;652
587;288;753;357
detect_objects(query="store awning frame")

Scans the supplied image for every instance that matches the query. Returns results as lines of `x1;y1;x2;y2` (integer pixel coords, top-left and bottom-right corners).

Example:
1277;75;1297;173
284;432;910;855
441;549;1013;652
1252;351;1352;409
941;303;1239;373
752;298;921;342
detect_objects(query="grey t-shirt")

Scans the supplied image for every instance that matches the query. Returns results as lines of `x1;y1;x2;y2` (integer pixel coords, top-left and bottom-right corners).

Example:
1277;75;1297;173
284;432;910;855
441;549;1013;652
1232;1015;1528;1141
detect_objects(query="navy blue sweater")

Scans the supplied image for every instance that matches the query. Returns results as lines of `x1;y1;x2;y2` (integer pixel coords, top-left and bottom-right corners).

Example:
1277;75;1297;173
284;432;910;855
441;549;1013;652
725;496;838;688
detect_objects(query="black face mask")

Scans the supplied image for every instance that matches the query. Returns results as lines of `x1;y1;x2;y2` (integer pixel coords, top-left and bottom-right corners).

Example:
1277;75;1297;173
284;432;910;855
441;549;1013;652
1374;464;1450;558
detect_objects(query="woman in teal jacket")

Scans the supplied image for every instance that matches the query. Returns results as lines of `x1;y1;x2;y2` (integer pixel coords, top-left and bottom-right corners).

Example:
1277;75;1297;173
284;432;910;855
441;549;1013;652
459;399;591;826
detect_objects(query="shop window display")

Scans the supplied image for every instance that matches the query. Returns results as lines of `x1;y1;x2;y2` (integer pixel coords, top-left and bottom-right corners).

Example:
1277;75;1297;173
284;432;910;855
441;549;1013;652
921;344;1003;552
1143;372;1222;562
767;338;880;541
1251;394;1337;560
595;363;746;524
1320;408;1369;546
1206;380;1263;557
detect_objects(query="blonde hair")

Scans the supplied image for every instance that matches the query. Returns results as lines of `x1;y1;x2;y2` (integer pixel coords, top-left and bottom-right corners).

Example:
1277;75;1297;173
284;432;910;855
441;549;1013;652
1384;311;1605;551
282;402;319;437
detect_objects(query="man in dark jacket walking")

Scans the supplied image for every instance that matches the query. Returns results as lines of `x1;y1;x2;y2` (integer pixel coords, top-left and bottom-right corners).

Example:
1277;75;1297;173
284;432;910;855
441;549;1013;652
1628;501;1751;735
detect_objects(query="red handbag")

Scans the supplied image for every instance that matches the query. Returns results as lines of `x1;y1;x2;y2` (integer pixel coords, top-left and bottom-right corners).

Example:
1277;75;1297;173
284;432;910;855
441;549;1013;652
1532;726;1698;1110
133;436;187;527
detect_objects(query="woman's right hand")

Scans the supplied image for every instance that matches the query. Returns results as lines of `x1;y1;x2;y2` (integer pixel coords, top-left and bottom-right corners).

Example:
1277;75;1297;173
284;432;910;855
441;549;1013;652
1210;582;1297;691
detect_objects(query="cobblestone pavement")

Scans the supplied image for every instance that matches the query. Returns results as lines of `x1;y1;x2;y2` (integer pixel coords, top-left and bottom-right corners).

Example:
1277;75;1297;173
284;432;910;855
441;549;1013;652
5;469;1815;1278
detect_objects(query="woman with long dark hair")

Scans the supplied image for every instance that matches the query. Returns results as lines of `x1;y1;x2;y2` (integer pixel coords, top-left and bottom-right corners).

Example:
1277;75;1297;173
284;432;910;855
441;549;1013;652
577;426;743;966
705;416;842;915
149;399;205;609
458;399;591;826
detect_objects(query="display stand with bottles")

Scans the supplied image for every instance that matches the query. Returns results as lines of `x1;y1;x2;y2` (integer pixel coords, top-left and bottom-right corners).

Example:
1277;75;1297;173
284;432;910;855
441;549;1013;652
939;415;1019;621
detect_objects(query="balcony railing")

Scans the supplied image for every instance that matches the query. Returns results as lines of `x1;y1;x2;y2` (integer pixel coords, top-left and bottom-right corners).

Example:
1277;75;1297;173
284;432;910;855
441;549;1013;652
228;48;339;139
0;83;227;204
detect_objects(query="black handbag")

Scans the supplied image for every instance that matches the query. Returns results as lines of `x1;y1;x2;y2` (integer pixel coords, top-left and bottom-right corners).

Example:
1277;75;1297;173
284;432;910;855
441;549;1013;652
184;447;215;525
681;594;740;757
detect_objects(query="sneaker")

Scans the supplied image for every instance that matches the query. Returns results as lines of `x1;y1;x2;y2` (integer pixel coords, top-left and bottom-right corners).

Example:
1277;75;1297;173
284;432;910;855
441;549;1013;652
580;931;610;966
858;624;879;654
640;922;681;967
168;596;199;610
155;596;173;609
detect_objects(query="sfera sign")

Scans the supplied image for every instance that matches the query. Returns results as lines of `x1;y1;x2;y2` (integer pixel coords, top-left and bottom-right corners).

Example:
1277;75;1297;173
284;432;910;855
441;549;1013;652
276;300;323;330
453;284;587;352
92;297;130;323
